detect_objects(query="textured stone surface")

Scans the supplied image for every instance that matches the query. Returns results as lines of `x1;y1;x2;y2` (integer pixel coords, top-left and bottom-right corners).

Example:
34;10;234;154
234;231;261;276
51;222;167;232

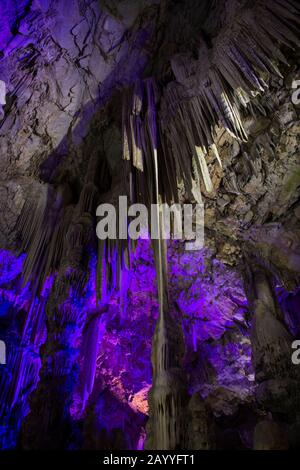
0;0;299;452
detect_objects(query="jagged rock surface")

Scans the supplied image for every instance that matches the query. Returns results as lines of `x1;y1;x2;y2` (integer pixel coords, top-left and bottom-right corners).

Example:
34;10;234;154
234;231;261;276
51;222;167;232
0;0;299;451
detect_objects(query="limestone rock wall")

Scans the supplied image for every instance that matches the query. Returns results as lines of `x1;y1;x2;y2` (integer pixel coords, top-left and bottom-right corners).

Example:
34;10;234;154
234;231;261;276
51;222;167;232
0;0;299;451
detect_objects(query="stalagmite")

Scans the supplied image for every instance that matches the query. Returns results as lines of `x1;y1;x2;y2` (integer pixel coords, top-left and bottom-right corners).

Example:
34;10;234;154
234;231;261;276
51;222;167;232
145;305;189;450
187;394;216;450
243;256;300;446
245;264;294;381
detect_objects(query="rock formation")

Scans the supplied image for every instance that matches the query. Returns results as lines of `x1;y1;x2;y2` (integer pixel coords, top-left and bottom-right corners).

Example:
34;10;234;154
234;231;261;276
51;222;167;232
0;0;299;452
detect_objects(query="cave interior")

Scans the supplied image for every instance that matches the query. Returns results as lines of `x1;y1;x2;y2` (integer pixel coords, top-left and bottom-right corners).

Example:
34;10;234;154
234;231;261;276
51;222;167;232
0;0;300;452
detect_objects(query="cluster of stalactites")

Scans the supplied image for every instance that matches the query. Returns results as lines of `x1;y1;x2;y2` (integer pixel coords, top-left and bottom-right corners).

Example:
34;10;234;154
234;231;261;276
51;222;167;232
158;0;299;201
18;149;102;300
123;78;174;317
122;78;160;204
121;0;299;217
98;78;164;308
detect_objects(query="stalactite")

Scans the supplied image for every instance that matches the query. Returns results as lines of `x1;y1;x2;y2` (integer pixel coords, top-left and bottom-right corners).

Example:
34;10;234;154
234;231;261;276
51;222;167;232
80;306;108;409
18;183;73;295
192;323;197;353
0;79;6;120
119;263;130;318
210;143;222;169
195;146;214;193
